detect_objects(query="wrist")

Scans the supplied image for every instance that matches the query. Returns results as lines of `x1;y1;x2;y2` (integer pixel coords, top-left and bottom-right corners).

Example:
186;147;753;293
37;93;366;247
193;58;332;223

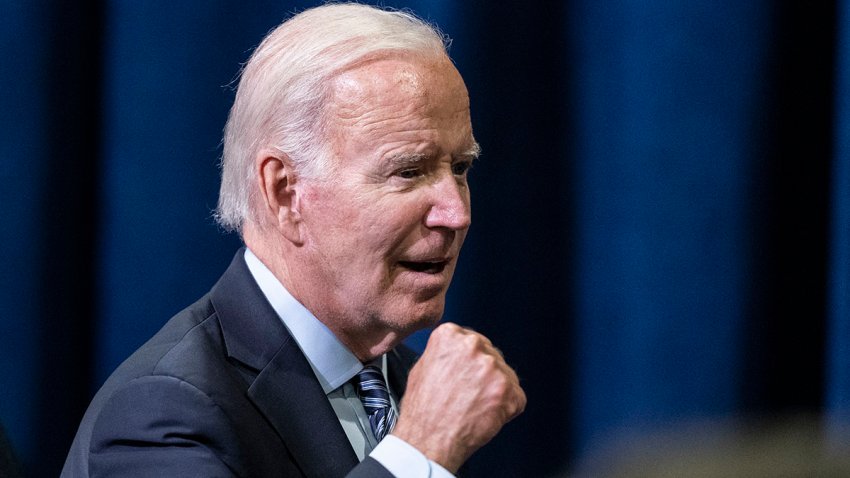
390;424;464;473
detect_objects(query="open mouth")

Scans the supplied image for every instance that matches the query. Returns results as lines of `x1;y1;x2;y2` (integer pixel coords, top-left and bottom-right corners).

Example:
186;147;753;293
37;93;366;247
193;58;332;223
398;260;448;274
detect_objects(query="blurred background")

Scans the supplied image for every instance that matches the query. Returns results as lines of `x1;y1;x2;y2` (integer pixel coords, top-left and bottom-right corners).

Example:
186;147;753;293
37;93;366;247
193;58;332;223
1;0;849;476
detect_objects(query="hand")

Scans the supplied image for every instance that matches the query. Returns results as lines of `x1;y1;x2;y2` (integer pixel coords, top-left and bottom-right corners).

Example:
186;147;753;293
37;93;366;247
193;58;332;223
391;322;526;473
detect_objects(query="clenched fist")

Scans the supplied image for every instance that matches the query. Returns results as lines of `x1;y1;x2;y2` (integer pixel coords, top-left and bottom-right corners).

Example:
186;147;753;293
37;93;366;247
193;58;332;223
391;323;526;473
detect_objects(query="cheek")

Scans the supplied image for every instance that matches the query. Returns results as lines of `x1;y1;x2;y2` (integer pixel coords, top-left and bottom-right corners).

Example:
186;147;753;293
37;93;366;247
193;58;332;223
304;186;358;231
304;189;388;257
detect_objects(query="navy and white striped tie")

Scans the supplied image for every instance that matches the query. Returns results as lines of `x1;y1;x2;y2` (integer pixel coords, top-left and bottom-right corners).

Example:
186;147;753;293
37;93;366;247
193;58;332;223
353;365;397;442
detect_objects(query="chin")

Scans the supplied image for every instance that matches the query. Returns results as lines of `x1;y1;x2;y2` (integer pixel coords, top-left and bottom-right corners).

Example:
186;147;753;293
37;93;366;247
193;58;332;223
394;304;445;335
416;312;444;330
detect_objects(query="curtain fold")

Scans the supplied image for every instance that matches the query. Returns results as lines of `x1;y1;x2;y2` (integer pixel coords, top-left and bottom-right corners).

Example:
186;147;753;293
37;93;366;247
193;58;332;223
0;1;51;466
567;0;776;456
827;0;850;441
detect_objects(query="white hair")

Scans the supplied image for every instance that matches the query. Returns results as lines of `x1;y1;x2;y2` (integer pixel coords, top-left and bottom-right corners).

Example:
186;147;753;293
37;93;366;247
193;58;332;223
216;3;451;233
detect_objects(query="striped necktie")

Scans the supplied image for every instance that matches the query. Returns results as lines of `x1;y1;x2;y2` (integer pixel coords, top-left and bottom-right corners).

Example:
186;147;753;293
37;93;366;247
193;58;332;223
353;364;397;442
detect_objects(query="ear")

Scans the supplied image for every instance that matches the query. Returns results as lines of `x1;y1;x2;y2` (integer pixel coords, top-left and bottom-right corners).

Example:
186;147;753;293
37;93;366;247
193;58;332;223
257;151;304;245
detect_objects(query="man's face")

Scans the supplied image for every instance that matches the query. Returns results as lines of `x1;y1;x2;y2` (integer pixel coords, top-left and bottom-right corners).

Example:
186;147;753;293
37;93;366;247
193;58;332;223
296;56;476;345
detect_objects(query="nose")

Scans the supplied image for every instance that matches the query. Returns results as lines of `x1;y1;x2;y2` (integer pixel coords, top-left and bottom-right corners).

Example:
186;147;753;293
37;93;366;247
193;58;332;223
424;173;471;231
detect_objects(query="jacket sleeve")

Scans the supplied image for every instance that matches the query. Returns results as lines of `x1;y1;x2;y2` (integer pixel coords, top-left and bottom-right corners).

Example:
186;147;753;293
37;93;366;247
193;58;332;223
347;457;395;478
88;375;242;477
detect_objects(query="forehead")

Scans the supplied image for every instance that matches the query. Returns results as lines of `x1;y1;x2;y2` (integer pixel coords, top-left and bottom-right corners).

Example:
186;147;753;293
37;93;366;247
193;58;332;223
327;56;470;126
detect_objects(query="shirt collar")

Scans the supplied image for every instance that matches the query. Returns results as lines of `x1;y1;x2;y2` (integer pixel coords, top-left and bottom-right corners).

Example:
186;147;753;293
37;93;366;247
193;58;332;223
243;248;363;394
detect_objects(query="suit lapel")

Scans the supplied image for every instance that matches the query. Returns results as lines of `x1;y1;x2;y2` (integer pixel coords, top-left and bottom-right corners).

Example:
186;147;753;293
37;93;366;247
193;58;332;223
248;337;359;478
211;249;359;478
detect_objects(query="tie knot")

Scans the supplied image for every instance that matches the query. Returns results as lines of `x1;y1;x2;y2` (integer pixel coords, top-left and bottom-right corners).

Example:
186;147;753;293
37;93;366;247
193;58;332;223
354;365;390;410
353;364;396;442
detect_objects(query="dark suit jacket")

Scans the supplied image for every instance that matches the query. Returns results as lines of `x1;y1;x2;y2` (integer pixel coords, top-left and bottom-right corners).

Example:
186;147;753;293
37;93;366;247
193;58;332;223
62;249;418;477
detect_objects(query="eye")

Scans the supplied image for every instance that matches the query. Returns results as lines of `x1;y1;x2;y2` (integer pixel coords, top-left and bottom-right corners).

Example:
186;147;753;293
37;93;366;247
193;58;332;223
397;168;422;179
452;161;472;176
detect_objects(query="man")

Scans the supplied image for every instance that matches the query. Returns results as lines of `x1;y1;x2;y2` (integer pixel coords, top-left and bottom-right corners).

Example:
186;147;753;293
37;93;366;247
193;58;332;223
62;4;525;477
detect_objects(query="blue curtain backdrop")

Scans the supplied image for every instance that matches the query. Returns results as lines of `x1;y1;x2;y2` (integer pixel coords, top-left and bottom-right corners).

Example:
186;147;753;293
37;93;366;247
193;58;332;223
1;0;849;476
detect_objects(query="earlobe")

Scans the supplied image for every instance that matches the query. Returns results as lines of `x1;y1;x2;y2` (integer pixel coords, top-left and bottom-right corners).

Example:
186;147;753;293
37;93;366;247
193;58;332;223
257;151;304;245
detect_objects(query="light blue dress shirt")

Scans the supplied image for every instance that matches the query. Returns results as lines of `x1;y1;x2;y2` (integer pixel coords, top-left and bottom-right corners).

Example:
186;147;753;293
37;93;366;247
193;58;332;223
244;249;453;477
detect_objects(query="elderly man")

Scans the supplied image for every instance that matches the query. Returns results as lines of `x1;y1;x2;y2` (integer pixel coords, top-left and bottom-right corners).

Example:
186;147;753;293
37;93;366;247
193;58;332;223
62;4;525;477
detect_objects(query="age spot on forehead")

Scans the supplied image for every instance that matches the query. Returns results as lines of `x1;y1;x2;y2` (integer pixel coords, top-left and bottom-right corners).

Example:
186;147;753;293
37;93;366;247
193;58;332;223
392;67;425;97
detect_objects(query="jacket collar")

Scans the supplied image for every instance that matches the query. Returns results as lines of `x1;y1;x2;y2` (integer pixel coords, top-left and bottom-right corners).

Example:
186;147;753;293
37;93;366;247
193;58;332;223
210;249;359;477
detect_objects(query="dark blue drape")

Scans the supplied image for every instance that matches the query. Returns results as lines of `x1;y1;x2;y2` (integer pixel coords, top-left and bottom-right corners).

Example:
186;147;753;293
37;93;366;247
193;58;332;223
2;1;848;476
828;0;850;439
567;0;770;453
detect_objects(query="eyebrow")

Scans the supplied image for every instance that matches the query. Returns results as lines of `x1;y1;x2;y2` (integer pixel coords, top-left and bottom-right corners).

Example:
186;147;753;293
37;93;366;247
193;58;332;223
386;152;427;166
462;142;482;160
385;142;481;166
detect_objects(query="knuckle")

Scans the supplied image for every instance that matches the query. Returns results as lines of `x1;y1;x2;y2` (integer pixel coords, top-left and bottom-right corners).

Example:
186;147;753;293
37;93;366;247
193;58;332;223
487;372;510;395
462;333;481;349
477;353;497;372
499;388;525;419
429;323;455;344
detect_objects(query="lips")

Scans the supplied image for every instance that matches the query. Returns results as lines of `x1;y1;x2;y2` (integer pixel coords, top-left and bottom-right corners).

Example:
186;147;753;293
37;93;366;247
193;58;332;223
398;259;449;274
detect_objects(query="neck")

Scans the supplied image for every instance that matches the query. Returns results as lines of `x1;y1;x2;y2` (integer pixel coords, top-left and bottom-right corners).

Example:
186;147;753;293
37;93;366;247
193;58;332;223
243;223;402;362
